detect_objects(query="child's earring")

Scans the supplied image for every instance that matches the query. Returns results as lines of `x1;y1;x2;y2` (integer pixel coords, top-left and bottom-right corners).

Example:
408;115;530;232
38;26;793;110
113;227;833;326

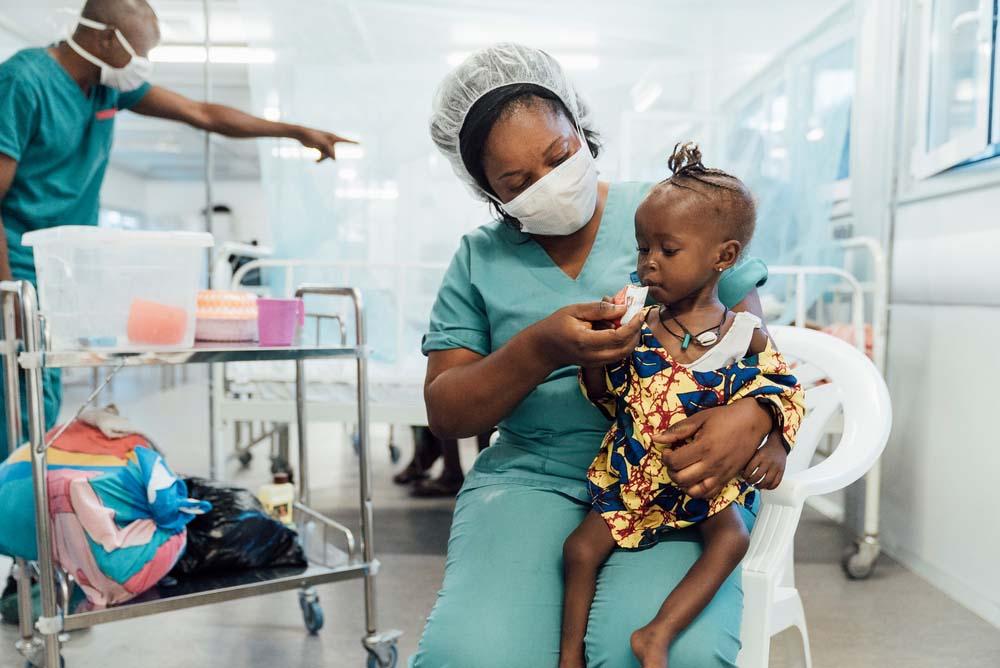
717;267;724;272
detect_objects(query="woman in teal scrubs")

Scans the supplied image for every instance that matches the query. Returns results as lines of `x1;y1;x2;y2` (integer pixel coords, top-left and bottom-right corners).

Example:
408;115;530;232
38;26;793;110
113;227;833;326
411;44;782;667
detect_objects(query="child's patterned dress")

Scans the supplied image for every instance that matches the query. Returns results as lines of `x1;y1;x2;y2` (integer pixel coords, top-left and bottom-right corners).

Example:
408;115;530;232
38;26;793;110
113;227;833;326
583;309;805;549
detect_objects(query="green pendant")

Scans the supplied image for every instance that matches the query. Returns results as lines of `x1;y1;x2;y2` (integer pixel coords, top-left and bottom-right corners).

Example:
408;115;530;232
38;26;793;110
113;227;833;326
682;333;692;350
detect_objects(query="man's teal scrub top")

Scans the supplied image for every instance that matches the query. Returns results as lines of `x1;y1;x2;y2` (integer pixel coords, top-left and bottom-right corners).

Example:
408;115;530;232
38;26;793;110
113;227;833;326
0;47;150;281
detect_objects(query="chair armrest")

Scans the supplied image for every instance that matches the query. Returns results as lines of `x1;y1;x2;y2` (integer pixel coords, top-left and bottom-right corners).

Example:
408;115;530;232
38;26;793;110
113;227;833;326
743;492;803;576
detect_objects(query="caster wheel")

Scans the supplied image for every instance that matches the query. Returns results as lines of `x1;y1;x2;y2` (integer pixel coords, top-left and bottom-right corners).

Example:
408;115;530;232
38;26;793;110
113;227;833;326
302;600;323;634
389;444;401;464
842;543;877;580
298;589;324;634
366;646;398;668
237;451;253;469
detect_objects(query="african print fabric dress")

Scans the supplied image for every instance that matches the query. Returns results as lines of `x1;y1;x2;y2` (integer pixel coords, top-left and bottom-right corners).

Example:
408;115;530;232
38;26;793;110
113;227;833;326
583;309;805;549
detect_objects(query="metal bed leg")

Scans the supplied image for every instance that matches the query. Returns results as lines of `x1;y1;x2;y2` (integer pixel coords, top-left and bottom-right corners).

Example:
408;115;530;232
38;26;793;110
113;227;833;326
209;362;224;481
295;360;309;507
843;459;883;579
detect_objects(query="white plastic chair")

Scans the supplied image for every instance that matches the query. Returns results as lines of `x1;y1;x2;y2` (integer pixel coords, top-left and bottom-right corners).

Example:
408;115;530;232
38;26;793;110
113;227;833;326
737;326;892;668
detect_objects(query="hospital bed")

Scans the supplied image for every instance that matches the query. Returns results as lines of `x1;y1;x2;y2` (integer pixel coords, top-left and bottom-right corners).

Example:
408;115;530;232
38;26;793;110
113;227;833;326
209;257;445;477
767;235;889;579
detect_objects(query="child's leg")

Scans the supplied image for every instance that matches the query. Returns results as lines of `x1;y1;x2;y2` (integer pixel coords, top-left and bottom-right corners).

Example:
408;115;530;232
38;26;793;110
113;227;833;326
560;511;618;668
631;504;751;668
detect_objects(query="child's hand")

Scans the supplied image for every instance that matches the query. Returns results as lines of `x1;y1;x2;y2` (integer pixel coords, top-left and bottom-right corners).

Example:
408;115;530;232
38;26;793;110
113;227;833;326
741;432;787;490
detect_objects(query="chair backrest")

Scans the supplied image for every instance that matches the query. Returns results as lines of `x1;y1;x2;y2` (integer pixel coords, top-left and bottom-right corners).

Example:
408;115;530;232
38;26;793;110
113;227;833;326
767;325;892;504
741;326;891;582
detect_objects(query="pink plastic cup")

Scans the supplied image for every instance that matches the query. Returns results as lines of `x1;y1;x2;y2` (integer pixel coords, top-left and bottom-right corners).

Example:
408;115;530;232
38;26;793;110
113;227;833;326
257;298;304;347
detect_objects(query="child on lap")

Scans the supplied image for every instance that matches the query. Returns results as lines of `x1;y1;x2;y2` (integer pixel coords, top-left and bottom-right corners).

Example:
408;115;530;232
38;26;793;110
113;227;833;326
560;143;806;668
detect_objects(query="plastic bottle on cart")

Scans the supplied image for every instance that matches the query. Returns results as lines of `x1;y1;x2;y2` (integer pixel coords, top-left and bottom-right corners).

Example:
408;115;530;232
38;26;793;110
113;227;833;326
258;472;295;526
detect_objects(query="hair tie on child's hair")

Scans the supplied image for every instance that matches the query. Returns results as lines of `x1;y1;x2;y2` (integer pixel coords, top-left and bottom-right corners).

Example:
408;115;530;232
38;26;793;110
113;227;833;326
668;142;705;176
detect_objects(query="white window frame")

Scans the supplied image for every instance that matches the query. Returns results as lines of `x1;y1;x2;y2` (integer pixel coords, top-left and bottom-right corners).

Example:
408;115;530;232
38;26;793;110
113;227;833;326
911;0;995;179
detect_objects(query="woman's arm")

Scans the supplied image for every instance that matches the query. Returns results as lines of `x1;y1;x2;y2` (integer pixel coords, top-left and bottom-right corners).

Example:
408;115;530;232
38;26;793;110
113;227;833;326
425;301;642;438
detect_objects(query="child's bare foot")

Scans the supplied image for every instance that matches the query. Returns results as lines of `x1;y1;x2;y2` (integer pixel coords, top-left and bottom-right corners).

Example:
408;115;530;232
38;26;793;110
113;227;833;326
630;624;673;668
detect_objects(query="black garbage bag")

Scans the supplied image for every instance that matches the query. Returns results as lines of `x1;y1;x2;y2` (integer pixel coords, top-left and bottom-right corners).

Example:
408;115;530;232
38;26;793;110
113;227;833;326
170;477;306;577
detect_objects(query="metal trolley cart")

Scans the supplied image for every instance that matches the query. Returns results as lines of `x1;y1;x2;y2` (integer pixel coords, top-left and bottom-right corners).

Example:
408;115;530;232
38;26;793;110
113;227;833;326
1;282;401;668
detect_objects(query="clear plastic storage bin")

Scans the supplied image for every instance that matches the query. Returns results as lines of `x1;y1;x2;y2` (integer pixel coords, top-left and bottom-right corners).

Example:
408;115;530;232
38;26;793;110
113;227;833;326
22;227;214;351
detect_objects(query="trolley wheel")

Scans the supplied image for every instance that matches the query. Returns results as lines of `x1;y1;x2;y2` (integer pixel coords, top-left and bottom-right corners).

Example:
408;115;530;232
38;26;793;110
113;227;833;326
25;657;64;668
366;645;398;668
237;450;253;469
841;540;879;580
298;589;324;635
388;444;401;464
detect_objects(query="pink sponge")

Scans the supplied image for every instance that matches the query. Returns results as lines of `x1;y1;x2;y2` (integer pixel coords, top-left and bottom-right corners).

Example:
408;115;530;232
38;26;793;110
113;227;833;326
127;299;188;346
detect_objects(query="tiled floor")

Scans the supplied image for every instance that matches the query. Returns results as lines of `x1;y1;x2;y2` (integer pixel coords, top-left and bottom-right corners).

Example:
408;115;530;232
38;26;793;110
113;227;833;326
2;369;998;667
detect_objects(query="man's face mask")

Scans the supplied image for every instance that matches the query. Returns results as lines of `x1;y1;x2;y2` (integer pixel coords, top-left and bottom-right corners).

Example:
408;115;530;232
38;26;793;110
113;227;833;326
66;16;153;92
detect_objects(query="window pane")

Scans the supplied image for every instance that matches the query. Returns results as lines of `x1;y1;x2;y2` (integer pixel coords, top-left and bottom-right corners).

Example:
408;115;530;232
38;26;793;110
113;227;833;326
809;40;854;180
927;0;984;150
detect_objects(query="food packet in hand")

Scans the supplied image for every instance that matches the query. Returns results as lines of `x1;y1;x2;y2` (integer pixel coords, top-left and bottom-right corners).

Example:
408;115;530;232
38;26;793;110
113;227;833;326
610;284;649;328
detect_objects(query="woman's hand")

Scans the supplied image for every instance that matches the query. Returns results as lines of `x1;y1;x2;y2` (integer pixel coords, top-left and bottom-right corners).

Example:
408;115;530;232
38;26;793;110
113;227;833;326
654;398;773;499
531;301;643;369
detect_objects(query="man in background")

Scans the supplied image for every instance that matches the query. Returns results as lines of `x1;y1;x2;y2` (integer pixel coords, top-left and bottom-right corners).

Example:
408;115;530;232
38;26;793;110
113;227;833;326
0;0;355;450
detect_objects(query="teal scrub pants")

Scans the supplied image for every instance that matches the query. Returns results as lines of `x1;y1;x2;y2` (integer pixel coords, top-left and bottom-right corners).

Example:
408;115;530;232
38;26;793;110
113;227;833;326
0;368;60;455
410;483;758;667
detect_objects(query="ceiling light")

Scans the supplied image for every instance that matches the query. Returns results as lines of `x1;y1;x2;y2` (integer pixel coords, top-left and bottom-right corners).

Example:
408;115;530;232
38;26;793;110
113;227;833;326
149;45;276;64
806;127;825;142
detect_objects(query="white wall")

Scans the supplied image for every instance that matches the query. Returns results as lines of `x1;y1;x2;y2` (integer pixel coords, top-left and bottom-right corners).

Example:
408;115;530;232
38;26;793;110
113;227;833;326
142;180;271;245
879;184;1000;627
835;0;1000;629
100;171;271;245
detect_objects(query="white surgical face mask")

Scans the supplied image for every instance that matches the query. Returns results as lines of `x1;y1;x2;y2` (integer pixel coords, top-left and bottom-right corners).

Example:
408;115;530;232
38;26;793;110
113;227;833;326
66;16;153;92
493;131;599;237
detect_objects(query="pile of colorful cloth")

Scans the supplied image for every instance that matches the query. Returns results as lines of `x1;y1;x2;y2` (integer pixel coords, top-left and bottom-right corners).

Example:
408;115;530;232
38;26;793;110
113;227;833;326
0;406;208;607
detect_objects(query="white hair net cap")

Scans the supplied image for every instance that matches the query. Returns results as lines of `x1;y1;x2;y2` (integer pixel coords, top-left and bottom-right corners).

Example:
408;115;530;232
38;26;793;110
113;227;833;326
429;42;592;201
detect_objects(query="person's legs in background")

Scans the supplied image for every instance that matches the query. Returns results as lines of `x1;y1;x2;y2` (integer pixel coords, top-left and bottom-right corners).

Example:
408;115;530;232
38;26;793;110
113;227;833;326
0;367;60;622
393;426;443;485
396;426;495;497
0;367;61;455
411;433;464;497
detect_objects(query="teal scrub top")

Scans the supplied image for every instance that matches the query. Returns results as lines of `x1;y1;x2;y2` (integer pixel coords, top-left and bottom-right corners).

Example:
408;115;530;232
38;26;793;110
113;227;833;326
0;47;150;281
422;181;768;500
